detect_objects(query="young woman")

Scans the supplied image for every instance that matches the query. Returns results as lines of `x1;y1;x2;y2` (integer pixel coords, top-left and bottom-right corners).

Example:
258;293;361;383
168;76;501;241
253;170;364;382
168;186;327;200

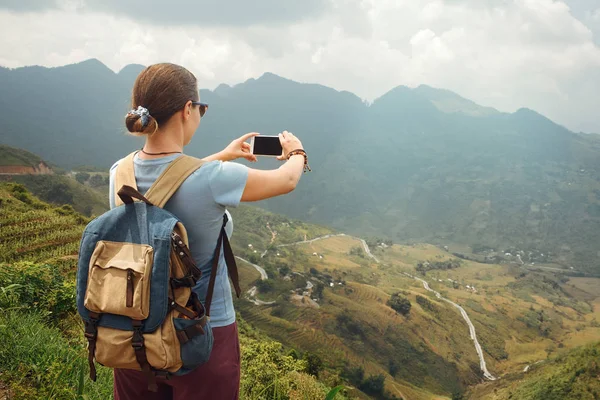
108;63;308;399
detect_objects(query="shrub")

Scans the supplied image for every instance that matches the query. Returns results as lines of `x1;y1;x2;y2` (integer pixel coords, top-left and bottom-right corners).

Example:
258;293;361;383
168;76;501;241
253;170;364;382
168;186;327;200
387;293;411;316
75;172;90;184
0;262;75;319
359;374;385;396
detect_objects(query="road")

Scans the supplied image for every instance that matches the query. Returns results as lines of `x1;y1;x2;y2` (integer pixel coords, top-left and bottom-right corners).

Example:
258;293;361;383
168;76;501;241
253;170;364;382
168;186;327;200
276;233;380;263
236;256;268;280
404;273;497;381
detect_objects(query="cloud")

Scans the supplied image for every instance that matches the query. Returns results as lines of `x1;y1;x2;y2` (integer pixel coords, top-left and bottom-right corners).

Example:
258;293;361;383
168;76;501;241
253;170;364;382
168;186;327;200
0;0;332;26
0;0;56;12
0;0;598;133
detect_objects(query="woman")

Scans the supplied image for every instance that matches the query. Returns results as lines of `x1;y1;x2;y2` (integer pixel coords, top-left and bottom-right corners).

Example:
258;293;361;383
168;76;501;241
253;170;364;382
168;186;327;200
108;63;307;399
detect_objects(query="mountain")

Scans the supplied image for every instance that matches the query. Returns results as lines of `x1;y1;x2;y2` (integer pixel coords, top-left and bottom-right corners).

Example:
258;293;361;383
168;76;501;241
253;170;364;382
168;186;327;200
1;59;599;275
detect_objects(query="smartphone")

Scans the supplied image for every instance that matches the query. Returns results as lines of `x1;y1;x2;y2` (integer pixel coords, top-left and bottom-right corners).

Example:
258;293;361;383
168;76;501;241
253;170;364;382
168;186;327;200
250;135;283;157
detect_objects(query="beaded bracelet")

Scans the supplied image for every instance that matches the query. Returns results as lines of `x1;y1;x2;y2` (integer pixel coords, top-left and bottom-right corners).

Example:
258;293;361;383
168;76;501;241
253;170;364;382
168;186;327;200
286;149;312;173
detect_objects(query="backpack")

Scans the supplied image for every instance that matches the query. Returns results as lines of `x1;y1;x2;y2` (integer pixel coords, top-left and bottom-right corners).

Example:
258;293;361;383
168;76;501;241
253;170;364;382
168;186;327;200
76;151;241;391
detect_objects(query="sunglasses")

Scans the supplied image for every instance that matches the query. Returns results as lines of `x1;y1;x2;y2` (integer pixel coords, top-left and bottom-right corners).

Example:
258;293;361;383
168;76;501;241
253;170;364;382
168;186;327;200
191;101;208;117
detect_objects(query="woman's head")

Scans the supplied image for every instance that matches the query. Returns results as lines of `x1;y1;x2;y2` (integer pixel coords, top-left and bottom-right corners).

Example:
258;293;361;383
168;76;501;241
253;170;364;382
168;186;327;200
125;63;205;143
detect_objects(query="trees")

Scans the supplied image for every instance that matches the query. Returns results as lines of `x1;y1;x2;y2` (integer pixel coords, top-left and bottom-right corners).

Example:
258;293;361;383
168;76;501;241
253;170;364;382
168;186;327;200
75;172;90;184
387;293;411;316
359;374;385;396
302;352;323;377
88;174;105;187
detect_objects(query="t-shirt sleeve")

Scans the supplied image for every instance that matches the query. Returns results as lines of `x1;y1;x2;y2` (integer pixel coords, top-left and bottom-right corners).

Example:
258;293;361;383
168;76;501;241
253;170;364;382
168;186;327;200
208;161;249;208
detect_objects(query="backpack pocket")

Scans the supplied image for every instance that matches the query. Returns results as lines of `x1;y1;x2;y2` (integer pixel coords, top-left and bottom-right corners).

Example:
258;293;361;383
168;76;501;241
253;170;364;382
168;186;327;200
84;240;153;319
173;316;214;375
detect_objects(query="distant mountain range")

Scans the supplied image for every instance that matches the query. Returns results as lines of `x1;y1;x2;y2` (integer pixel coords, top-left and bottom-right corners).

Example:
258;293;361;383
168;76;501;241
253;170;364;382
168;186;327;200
1;59;599;273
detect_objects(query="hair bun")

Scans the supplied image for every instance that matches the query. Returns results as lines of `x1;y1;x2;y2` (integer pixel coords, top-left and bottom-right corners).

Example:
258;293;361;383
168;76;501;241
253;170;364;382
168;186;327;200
125;107;158;135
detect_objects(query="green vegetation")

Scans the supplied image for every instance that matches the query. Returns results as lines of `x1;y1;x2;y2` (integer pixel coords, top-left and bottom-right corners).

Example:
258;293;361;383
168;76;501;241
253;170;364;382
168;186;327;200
468;342;600;399
0;184;349;400
0;144;45;167
0;183;90;264
387;293;412;316
416;259;461;275
1;175;109;216
2;168;600;399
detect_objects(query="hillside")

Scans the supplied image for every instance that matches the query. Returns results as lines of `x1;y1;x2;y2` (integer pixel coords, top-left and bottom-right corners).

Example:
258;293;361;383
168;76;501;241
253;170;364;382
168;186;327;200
234;231;600;399
1;60;599;275
467;341;600;399
0;144;49;171
0;145;109;216
2;172;599;399
0;184;348;400
0;183;90;265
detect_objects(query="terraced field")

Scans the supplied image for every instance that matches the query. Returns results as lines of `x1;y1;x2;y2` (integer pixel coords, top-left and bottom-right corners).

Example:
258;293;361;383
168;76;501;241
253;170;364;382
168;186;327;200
237;234;600;398
0;184;88;264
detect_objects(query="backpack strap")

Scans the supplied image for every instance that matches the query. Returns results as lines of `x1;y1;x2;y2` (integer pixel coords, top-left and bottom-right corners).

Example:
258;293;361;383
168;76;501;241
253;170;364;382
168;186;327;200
143;155;205;208
131;320;158;392
114;151;139;207
205;213;241;316
84;312;101;382
114;152;204;208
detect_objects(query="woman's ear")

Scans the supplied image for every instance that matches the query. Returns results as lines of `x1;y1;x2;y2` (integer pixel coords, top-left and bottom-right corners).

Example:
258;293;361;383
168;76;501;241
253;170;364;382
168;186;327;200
182;100;193;121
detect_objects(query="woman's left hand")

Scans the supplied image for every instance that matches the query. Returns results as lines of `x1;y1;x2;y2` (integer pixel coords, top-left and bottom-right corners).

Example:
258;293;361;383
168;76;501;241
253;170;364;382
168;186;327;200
220;132;259;162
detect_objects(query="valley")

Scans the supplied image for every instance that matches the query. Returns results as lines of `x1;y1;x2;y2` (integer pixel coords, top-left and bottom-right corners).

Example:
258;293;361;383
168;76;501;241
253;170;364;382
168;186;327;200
231;220;600;399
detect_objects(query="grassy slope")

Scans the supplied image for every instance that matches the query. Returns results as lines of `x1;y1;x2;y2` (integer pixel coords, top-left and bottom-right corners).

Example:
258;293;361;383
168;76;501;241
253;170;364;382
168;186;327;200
0;144;44;167
467;341;600;400
0;183;90;265
1;174;109;216
237;233;600;399
377;244;600;375
0;186;343;400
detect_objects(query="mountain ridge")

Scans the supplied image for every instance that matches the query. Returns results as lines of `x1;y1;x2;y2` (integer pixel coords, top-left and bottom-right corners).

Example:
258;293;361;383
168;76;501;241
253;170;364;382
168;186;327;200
3;58;587;129
1;58;599;275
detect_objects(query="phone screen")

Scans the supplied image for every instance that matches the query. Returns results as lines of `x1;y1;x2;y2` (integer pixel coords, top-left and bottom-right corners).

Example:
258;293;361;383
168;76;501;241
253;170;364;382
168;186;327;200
253;136;283;156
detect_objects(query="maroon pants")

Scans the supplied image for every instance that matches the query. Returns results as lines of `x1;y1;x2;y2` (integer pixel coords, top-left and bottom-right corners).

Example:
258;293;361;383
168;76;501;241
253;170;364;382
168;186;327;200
114;322;240;400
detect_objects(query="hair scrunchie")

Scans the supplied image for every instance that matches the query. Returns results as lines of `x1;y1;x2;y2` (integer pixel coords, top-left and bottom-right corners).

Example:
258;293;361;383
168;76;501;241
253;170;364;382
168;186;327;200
127;106;151;128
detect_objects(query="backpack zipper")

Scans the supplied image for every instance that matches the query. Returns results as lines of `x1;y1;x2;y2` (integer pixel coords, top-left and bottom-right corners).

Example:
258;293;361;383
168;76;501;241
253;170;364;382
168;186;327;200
126;269;134;308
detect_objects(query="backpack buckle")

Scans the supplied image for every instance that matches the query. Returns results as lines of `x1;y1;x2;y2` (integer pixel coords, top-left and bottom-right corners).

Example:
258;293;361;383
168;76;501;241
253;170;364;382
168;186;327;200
171;275;197;288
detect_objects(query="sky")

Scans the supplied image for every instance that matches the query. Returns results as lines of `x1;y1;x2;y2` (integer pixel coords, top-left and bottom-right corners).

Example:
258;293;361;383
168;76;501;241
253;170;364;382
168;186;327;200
0;0;599;133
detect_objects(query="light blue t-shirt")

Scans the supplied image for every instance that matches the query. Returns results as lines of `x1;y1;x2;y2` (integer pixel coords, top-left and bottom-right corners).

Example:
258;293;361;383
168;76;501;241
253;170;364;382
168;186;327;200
109;153;248;327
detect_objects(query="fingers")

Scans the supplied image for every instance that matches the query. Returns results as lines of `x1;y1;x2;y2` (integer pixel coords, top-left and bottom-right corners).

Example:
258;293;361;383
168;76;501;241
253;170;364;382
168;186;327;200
239;132;260;142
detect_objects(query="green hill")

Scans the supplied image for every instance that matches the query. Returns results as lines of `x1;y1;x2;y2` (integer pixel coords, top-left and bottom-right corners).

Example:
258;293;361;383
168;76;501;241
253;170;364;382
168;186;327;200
468;341;600;399
0;183;90;265
0;144;45;167
0;145;109;216
0;184;347;400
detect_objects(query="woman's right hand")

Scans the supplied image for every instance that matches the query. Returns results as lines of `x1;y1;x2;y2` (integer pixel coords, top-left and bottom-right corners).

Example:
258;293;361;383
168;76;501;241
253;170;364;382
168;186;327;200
276;131;304;161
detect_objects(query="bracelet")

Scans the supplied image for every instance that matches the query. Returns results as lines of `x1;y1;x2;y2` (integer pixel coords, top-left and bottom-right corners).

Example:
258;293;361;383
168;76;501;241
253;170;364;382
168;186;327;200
286;149;311;173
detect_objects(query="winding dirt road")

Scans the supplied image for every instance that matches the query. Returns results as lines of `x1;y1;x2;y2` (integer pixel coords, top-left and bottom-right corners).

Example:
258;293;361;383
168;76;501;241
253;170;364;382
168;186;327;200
403;273;497;381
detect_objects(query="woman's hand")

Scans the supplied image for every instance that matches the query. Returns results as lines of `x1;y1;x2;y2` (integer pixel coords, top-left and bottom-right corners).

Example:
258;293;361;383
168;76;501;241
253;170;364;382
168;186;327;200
276;131;304;161
205;132;259;163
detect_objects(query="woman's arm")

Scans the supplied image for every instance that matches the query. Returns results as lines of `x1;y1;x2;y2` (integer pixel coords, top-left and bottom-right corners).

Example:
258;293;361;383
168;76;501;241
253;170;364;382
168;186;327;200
241;131;306;202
